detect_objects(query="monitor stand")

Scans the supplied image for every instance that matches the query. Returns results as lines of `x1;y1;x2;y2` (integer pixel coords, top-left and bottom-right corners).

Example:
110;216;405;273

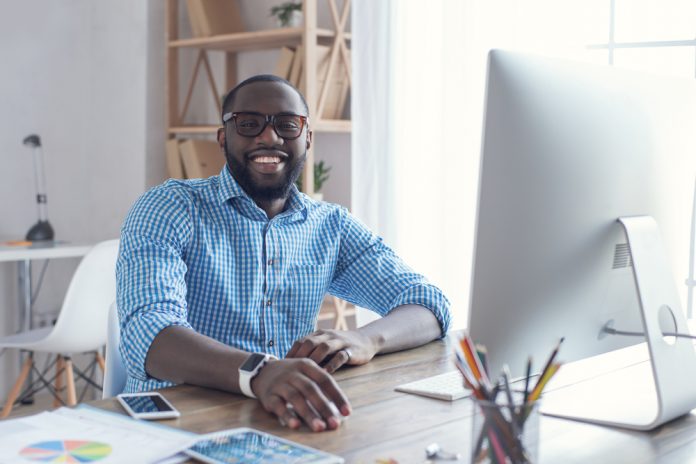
541;216;696;430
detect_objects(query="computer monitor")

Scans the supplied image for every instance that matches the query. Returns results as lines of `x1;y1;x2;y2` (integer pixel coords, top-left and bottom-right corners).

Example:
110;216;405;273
468;50;696;430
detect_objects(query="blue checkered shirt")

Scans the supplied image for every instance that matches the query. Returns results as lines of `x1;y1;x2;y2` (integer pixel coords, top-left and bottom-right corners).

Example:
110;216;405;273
116;166;451;393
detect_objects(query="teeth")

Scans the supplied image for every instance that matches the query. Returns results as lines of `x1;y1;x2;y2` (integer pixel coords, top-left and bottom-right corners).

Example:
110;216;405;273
252;156;282;164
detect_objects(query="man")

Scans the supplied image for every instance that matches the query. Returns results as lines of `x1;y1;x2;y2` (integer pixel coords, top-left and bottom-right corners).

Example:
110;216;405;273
116;75;450;432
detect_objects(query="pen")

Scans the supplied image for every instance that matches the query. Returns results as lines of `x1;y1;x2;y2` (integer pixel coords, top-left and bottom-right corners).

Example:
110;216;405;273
475;344;489;377
529;362;561;402
461;334;493;392
523;356;532;404
532;337;564;395
501;365;522;440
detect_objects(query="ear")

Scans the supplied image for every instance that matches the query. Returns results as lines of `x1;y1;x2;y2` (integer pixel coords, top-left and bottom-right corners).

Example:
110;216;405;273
217;128;226;152
306;129;313;151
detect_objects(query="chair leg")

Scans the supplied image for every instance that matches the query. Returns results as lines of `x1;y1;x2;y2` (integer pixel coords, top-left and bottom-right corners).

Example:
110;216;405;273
63;357;77;406
95;352;105;374
2;355;33;418
53;355;65;408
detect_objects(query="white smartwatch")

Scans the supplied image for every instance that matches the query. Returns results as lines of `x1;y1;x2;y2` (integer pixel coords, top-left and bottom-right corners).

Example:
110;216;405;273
238;353;276;399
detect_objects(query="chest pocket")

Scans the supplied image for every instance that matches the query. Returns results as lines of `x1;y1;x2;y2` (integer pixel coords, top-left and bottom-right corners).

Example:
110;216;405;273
282;264;330;329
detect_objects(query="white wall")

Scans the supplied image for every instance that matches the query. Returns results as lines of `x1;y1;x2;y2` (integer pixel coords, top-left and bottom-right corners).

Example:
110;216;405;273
0;0;166;397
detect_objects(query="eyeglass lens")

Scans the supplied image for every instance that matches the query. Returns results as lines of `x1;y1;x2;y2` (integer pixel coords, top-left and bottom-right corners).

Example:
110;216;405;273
234;113;305;139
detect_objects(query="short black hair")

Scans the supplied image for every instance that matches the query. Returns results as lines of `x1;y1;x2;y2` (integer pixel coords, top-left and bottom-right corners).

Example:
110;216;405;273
221;74;309;122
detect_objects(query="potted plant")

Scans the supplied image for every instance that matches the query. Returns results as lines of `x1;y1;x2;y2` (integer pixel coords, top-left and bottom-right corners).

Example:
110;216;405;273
296;161;331;200
270;2;303;28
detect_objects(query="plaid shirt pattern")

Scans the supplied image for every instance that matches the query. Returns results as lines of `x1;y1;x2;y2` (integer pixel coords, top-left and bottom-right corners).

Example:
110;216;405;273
116;166;451;393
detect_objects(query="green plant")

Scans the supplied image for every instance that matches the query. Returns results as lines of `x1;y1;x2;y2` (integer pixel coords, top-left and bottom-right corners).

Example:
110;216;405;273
296;161;332;193
270;2;302;27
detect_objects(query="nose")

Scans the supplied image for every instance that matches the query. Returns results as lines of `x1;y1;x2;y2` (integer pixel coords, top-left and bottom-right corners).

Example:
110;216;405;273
256;121;281;145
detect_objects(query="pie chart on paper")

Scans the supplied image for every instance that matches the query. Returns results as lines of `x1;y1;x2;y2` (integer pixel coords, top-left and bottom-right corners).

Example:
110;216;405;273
19;440;112;462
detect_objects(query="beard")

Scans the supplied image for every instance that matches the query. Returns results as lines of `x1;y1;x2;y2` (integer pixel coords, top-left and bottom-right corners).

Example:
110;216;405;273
224;139;306;202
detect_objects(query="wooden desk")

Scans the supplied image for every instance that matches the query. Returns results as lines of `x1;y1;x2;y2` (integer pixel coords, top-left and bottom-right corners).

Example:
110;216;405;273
90;337;696;463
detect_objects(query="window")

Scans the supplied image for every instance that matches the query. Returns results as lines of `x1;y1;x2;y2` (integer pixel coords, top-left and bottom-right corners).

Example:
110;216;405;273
589;0;696;78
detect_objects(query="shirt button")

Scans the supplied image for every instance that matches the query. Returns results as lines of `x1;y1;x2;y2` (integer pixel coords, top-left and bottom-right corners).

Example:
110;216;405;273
268;339;274;347
266;300;272;306
267;259;274;265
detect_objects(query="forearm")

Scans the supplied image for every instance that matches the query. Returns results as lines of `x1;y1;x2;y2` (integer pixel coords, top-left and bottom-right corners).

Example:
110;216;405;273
144;325;248;393
147;326;351;433
357;304;443;355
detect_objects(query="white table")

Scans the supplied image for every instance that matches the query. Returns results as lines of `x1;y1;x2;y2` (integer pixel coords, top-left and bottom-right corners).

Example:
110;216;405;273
0;241;93;402
0;241;93;331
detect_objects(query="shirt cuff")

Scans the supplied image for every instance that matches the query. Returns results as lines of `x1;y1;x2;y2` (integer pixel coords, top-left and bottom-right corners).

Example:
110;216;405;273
390;283;452;337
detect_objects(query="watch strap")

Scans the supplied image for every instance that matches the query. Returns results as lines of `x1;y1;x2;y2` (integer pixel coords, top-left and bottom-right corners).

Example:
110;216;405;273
238;353;276;399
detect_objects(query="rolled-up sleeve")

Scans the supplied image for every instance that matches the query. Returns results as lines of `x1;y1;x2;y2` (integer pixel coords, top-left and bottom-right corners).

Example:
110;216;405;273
116;184;194;381
329;209;451;336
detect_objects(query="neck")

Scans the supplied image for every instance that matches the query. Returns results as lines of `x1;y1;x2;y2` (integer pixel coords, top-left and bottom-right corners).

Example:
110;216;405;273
255;197;287;219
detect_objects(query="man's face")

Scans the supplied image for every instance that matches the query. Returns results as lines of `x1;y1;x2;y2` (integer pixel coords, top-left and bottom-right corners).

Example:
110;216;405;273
218;81;312;202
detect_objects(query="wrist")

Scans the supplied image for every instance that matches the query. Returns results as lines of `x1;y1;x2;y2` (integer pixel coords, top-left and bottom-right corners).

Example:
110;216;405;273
238;353;276;398
357;328;385;356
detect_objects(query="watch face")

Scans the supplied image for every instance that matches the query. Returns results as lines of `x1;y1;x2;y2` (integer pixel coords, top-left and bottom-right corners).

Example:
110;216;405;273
240;353;266;372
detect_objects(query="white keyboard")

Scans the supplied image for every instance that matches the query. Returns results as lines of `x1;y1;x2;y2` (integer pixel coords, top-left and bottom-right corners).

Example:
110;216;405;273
395;371;471;401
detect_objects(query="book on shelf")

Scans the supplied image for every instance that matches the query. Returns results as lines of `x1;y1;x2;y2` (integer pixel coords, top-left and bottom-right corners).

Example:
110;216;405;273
179;139;226;179
165;139;186;179
185;0;245;38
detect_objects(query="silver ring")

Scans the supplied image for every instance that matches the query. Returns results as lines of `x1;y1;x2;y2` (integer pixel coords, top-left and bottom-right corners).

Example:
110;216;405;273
342;348;352;361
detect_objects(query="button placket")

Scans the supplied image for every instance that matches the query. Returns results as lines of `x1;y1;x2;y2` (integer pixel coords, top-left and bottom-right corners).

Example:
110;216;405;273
263;224;279;355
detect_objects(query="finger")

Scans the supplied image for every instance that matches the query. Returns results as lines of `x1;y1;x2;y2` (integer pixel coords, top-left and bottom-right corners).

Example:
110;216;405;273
289;334;330;359
323;348;352;374
284;386;327;432
285;338;307;358
299;361;352;417
288;374;343;430
307;339;344;366
263;394;301;429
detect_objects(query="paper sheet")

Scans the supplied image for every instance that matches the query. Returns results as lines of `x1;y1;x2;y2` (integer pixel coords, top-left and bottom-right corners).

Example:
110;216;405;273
0;405;196;463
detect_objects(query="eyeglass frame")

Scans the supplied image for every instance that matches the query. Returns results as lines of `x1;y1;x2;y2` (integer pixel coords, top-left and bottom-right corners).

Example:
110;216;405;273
222;111;309;140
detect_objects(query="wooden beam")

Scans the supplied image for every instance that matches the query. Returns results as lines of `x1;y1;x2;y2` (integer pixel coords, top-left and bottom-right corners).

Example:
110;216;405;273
166;0;179;131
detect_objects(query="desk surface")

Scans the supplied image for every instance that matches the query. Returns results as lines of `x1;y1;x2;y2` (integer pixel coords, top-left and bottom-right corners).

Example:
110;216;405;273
87;337;696;463
0;242;93;262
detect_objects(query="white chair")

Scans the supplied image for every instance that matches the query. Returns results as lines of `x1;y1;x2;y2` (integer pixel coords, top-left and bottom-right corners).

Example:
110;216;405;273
0;239;119;418
103;301;127;398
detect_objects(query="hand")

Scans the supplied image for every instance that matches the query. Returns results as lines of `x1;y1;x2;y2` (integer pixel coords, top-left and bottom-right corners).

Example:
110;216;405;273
286;329;380;373
251;358;351;432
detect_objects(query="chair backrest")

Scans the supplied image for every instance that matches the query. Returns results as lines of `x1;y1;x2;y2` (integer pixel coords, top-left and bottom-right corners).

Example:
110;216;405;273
35;239;119;353
103;301;127;398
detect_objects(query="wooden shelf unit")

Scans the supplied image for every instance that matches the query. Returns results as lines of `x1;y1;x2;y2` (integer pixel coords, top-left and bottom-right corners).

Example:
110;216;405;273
165;0;352;195
169;28;351;52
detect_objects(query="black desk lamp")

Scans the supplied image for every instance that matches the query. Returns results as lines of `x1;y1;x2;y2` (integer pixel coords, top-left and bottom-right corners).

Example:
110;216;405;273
23;134;54;241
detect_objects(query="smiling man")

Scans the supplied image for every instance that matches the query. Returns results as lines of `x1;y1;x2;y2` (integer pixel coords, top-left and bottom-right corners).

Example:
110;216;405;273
116;75;451;432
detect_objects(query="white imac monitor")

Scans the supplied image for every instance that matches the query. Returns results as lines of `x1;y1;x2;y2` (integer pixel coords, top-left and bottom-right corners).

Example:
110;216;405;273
468;50;696;430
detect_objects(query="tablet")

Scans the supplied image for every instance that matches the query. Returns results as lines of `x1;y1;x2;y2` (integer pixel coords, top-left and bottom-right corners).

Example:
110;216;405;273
186;427;344;464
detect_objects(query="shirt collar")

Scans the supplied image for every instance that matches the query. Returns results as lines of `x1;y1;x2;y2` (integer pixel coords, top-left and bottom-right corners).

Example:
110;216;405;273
216;164;309;221
217;164;248;203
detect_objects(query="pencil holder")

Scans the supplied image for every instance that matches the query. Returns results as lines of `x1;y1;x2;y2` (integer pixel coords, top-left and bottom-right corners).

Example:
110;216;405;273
470;396;540;464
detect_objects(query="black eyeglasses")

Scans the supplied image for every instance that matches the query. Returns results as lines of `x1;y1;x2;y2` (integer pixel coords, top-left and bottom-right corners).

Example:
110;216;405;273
222;111;308;140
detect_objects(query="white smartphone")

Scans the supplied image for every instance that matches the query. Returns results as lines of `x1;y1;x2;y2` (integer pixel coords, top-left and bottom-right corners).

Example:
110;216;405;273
116;392;180;420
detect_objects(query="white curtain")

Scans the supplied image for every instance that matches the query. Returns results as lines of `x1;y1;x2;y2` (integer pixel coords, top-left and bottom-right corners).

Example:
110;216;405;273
352;0;624;329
